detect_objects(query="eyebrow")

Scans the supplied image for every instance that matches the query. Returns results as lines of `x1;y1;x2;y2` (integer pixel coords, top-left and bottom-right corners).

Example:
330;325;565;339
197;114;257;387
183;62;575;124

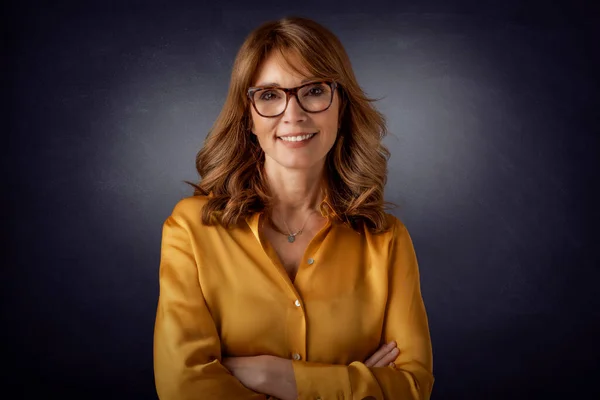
254;78;319;87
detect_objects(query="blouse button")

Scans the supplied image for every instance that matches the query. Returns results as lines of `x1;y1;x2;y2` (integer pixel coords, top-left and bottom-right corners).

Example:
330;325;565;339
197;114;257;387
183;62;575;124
307;258;315;265
292;353;302;361
294;299;301;307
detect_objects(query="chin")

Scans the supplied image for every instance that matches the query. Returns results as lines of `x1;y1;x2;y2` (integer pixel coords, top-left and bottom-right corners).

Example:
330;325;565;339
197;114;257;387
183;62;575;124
269;156;315;170
280;161;314;170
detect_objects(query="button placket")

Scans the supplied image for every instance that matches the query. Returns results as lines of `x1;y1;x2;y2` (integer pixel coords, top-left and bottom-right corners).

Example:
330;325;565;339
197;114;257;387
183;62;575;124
287;293;305;366
287;256;318;366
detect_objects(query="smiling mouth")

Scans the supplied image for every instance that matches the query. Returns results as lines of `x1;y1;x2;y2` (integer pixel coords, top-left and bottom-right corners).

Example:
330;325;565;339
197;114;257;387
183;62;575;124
277;132;317;142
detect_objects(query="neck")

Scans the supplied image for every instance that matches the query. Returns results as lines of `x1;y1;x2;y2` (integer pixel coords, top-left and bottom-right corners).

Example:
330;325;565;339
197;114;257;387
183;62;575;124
263;158;326;225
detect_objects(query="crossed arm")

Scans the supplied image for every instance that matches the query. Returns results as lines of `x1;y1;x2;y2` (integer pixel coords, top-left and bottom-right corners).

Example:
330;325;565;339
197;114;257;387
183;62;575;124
221;341;401;399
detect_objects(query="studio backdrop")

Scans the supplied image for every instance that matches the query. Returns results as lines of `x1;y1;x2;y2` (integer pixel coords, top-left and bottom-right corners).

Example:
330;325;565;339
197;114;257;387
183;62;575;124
6;1;599;399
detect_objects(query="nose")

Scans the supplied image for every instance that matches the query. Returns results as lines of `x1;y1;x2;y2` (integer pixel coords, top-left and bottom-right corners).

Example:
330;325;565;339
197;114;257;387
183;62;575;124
282;94;307;123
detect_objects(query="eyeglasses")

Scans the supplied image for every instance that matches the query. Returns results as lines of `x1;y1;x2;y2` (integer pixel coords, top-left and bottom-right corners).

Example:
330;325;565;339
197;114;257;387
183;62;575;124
247;81;338;118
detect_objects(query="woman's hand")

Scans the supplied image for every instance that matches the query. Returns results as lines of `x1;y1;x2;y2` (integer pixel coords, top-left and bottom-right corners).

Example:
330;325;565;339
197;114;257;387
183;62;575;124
222;355;297;399
222;355;271;392
364;341;400;368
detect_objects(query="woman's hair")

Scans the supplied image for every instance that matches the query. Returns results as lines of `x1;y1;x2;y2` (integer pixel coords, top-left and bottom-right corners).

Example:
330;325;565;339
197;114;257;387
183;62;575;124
186;16;396;233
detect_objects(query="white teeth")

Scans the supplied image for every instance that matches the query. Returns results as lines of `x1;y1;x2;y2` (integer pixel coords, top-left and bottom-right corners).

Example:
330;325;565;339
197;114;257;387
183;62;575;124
279;133;316;142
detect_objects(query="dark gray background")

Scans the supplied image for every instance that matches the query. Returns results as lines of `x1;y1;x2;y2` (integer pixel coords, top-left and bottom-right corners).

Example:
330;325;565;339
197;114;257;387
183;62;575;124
5;0;599;398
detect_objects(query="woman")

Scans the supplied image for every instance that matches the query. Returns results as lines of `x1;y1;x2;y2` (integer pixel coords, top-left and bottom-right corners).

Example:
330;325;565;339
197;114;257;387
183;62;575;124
154;16;434;400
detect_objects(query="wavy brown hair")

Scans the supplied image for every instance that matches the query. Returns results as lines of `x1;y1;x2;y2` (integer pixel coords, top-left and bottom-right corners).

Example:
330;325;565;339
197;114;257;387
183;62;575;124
186;16;397;233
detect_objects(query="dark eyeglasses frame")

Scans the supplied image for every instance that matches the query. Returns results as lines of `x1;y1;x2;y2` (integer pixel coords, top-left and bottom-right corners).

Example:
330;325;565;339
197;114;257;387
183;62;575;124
247;80;338;118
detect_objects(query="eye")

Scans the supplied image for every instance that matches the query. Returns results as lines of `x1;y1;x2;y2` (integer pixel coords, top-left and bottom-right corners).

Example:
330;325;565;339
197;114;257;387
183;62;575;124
259;90;280;101
305;84;326;96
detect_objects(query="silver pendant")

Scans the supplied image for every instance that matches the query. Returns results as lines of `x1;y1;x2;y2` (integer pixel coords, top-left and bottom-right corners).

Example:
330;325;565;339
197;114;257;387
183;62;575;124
288;235;295;243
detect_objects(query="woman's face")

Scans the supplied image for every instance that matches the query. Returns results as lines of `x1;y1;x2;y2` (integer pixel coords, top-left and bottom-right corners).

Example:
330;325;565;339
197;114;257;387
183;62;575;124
248;52;340;171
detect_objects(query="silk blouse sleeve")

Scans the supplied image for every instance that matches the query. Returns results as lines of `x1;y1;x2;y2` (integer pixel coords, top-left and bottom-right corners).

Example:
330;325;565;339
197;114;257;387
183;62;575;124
153;208;268;400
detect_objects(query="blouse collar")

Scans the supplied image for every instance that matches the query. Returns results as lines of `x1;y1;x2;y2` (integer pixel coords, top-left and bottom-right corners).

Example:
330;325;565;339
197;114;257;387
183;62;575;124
245;193;339;242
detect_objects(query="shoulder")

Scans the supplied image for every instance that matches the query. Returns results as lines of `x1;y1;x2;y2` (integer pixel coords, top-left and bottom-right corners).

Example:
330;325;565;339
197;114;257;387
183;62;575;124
382;213;413;245
360;213;408;248
167;195;211;227
384;213;407;235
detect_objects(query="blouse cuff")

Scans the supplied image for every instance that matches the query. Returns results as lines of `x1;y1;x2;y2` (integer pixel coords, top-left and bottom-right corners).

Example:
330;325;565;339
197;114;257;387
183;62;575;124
291;360;352;399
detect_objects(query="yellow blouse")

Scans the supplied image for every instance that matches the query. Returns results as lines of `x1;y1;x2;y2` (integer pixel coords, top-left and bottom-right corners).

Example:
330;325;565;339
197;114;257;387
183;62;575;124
154;195;434;400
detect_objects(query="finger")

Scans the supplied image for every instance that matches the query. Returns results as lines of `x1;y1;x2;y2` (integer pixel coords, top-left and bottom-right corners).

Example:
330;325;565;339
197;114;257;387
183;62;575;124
364;341;396;367
389;362;396;369
372;348;399;368
372;347;399;368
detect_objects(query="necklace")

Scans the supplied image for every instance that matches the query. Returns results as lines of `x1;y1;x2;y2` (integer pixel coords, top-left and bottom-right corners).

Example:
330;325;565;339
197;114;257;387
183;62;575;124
267;211;315;243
